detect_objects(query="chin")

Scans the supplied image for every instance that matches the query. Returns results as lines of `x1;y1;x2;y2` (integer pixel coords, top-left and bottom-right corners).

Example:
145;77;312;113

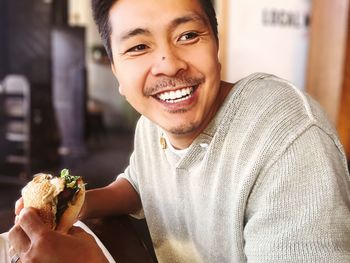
166;121;199;136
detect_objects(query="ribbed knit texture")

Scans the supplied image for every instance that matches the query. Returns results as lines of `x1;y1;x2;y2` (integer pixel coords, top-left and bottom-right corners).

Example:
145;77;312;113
120;73;350;262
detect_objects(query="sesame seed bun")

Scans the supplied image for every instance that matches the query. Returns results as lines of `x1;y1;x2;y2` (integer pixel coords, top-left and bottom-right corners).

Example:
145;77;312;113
21;173;85;233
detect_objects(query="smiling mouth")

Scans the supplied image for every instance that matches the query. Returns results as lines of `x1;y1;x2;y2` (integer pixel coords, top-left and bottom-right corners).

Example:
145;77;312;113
155;85;198;104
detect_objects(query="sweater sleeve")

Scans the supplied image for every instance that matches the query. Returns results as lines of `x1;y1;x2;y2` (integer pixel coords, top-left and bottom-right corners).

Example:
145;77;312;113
118;117;143;195
244;125;350;262
117;117;145;219
118;152;145;219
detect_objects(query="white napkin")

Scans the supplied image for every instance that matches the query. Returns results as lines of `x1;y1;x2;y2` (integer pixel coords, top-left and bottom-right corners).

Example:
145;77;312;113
74;221;116;263
0;221;116;263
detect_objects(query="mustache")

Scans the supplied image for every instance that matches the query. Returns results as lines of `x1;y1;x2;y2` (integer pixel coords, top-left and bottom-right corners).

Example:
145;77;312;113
145;75;205;96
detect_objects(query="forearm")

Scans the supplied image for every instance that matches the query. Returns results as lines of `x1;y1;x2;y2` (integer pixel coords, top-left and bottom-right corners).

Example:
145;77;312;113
79;177;142;220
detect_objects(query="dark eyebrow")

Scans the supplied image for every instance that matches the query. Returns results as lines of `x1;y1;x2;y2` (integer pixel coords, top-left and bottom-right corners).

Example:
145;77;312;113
170;14;207;29
119;28;151;43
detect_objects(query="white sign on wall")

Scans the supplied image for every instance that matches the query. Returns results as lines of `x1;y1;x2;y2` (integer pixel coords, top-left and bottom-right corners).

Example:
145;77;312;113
225;0;311;90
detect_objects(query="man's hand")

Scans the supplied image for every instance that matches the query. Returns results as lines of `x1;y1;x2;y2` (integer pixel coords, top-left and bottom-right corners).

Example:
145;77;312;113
15;198;24;216
9;208;108;263
14;198;24;224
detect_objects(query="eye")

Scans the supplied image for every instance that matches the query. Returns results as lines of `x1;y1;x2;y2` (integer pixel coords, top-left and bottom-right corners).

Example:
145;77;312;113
178;32;199;42
125;44;149;53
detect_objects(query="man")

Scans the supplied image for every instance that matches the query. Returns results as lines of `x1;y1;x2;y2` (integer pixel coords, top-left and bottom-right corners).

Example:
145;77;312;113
8;0;350;262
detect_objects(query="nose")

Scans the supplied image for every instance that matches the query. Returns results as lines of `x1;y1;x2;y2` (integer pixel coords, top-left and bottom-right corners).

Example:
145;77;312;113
151;47;188;76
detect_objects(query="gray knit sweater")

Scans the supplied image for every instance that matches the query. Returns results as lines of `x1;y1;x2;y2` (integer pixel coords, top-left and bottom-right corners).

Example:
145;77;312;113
119;73;350;262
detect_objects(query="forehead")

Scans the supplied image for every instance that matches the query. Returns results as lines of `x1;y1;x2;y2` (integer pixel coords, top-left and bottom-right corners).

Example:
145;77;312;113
109;0;207;36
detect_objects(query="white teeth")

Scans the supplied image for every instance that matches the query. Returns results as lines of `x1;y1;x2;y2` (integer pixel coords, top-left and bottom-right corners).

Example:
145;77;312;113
169;91;175;99
157;87;194;102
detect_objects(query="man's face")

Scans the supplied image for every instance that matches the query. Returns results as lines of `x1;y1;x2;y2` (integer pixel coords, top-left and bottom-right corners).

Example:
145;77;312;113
109;0;222;148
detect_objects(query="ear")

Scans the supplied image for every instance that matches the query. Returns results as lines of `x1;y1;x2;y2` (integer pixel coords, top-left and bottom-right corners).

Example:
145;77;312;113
110;63;125;96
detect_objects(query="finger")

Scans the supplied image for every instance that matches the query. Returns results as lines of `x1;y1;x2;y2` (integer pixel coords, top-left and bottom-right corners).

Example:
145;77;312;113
18;207;48;241
9;245;16;258
9;246;24;263
8;224;30;255
15;198;24;216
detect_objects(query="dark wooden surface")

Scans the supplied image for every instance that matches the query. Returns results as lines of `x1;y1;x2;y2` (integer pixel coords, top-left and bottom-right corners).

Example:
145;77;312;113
84;216;155;263
0;210;15;233
0;0;7;79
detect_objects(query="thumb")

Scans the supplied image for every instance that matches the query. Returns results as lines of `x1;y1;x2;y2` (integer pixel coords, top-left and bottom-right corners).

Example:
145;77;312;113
18;207;49;241
15;198;24;216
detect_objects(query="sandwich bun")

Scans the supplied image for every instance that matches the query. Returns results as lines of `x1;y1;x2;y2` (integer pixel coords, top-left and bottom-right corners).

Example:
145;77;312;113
21;170;85;233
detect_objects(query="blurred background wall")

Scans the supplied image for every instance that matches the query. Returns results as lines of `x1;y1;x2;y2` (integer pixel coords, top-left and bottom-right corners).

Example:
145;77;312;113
219;0;310;90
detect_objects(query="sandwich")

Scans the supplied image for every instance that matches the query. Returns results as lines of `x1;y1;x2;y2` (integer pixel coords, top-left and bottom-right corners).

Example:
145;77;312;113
21;169;85;233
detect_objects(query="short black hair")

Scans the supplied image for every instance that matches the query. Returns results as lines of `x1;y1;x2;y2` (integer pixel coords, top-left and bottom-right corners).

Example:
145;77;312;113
91;0;218;63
